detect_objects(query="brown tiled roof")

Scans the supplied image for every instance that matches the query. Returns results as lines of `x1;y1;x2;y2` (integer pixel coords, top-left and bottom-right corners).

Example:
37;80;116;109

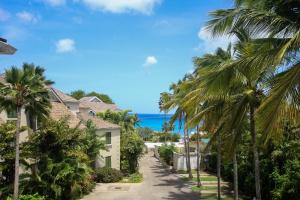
77;112;119;130
51;88;78;103
79;101;120;113
50;102;85;129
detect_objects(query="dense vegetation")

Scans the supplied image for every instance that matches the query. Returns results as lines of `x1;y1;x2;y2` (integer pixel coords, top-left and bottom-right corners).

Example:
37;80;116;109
205;124;300;200
159;1;300;199
70;90;114;104
94;167;123;183
0;118;105;200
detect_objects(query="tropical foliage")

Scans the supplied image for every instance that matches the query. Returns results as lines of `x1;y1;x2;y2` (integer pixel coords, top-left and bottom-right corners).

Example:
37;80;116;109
0;116;106;200
0;63;52;200
160;1;300;199
20;118;97;200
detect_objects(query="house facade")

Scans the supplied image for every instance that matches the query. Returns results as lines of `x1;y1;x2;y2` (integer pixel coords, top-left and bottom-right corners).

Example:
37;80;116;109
0;83;121;170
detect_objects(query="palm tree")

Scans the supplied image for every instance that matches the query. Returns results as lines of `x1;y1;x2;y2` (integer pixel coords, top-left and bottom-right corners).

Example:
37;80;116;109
0;63;51;200
206;0;300;147
160;81;194;179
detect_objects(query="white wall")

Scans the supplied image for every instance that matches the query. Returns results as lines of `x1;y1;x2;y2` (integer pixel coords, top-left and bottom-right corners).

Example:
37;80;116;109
173;152;200;171
65;102;79;114
95;128;120;170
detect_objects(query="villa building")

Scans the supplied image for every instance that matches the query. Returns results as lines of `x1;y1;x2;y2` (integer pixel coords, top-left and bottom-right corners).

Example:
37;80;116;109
0;79;121;169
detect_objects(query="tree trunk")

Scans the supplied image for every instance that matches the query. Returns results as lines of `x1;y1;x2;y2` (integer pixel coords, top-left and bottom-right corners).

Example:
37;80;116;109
13;106;21;200
196;125;201;187
185;120;193;179
250;105;262;200
233;148;238;200
217;131;221;200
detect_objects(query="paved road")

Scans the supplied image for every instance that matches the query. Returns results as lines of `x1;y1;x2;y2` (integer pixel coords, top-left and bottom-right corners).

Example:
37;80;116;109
83;153;199;200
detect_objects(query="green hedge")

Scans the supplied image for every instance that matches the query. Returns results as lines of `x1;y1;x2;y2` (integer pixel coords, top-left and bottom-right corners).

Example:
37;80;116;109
6;194;45;200
159;144;176;165
95;167;123;183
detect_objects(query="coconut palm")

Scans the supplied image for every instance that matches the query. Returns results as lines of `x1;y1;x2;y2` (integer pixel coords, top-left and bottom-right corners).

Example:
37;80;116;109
206;0;300;145
159;80;194;179
0;63;51;200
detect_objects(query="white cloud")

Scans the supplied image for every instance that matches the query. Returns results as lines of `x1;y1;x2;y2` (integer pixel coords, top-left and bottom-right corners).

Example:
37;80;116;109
43;0;65;6
0;8;10;22
16;11;38;23
80;0;161;15
144;56;157;66
56;38;75;53
196;27;236;52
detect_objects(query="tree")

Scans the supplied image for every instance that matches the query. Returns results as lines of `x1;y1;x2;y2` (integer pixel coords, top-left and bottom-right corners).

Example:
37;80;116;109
84;120;106;169
121;133;144;174
0;122;17;199
70;90;85;100
0;63;51;200
160;80;194;179
21;118;94;200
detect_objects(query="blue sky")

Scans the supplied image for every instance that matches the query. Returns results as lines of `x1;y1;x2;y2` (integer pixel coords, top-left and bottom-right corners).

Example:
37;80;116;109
0;0;233;113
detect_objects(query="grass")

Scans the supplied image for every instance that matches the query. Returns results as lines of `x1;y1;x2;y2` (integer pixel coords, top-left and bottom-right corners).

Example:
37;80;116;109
194;176;218;182
198;193;234;200
192;185;218;191
177;169;198;174
181;176;218;182
120;173;143;183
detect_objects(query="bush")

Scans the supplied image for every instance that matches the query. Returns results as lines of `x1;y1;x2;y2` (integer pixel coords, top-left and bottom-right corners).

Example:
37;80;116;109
6;194;45;200
159;144;176;165
95;167;123;183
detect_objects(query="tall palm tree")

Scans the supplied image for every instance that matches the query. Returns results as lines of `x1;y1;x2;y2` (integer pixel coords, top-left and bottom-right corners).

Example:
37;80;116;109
0;63;51;200
160;81;194;179
206;0;300;145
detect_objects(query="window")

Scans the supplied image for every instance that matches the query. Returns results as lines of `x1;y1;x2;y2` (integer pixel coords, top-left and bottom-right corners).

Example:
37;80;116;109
105;132;111;144
105;156;111;168
7;110;17;119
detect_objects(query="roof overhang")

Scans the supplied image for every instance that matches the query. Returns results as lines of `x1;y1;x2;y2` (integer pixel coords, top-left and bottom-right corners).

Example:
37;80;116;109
0;39;17;55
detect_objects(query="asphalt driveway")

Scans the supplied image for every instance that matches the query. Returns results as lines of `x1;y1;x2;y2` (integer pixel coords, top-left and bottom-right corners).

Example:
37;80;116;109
82;153;199;200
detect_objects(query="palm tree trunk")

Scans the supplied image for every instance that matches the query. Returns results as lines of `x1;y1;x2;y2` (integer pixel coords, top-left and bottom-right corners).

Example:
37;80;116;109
185;124;193;179
249;105;262;200
196;125;201;187
233;148;238;200
13;106;21;200
183;117;193;179
217;131;221;200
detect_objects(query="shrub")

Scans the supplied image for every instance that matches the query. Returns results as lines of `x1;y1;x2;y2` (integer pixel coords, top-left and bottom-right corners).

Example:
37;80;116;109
95;167;123;183
159;144;176;165
6;194;45;200
121;133;144;174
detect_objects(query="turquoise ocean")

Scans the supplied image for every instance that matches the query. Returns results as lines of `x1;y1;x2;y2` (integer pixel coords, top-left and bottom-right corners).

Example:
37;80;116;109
136;114;183;134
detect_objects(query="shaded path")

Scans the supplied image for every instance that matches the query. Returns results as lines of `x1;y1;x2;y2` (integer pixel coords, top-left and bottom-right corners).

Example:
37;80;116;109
83;153;199;200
